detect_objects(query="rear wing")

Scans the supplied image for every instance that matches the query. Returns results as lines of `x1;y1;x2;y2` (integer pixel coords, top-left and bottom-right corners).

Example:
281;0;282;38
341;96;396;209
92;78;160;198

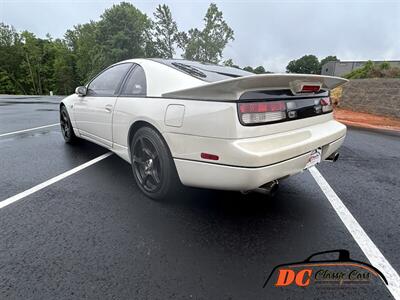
162;73;348;101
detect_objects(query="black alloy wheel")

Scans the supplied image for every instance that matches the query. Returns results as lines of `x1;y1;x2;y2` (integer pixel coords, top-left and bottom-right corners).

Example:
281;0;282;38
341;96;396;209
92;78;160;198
132;136;161;193
130;127;180;200
60;106;77;143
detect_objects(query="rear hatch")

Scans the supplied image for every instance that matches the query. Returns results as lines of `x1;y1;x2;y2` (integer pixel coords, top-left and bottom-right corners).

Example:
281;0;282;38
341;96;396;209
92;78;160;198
163;74;347;138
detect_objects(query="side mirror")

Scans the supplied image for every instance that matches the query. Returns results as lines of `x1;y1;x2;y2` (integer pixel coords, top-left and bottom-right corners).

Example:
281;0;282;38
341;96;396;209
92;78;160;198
75;86;87;97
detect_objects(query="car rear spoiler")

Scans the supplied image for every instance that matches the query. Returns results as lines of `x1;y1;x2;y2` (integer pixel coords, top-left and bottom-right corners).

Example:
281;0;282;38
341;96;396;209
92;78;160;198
162;73;348;101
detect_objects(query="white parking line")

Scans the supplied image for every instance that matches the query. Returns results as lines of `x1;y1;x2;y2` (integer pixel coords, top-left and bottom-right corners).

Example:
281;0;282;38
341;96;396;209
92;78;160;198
0;123;60;137
309;166;400;299
0;152;113;210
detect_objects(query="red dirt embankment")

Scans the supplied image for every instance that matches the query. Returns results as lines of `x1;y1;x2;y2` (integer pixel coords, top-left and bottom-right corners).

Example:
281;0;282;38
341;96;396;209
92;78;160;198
334;108;400;132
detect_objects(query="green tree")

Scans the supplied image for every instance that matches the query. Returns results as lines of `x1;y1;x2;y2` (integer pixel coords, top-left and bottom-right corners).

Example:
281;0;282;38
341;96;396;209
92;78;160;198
152;4;179;58
51;39;76;94
223;58;234;67
253;66;266;74
0;70;16;93
95;2;153;67
379;61;390;70
222;58;240;69
286;55;320;74
319;55;339;73
0;23;26;94
65;22;102;83
243;66;254;73
181;3;234;63
20;31;45;94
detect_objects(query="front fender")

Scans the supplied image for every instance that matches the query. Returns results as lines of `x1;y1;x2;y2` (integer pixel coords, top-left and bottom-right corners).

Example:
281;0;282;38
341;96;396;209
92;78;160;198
60;94;78;128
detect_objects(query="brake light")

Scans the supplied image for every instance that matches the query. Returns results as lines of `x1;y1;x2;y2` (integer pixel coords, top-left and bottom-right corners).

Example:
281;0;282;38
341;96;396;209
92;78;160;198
238;101;286;124
301;85;321;93
290;81;322;94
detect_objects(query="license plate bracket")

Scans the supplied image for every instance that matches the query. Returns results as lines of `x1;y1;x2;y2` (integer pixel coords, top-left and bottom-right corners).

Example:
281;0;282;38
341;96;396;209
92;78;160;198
305;148;322;169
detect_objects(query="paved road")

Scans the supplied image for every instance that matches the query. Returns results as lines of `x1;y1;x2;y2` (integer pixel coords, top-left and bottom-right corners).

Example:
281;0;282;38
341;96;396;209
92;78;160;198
0;96;399;299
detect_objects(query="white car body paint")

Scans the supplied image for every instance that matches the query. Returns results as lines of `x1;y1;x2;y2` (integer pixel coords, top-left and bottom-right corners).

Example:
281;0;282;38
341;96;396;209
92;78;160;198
62;58;347;191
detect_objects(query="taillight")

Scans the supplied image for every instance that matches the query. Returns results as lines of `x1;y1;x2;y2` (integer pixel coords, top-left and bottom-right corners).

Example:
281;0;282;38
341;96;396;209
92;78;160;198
320;97;332;113
238;101;286;125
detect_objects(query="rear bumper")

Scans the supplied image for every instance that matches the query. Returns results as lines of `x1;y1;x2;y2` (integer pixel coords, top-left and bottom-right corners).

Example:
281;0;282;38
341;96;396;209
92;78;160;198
174;135;345;191
165;120;346;168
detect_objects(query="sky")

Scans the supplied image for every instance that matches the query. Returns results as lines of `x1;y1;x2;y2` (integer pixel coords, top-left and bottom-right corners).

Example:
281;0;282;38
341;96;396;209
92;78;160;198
1;0;399;72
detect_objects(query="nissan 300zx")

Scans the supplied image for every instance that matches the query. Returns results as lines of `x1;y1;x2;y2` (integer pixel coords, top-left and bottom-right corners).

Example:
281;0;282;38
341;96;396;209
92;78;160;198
60;58;347;200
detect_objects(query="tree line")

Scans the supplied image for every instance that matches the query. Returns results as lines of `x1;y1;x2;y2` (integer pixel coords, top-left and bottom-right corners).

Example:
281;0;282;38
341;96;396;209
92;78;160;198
0;2;238;95
3;2;388;96
0;2;308;95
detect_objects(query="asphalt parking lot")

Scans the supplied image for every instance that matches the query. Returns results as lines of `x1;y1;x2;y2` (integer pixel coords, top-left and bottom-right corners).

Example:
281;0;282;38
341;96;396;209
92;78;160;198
0;95;399;299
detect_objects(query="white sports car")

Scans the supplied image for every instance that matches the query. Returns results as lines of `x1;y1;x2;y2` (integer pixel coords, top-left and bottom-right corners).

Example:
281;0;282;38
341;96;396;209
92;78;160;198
60;58;347;200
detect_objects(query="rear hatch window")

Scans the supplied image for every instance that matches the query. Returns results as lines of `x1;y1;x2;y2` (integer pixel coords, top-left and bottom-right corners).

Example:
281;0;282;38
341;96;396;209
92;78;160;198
151;58;253;82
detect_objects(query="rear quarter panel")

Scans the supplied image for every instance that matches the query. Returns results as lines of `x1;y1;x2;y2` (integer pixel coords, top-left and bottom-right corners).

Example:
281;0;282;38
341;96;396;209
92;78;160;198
112;97;239;147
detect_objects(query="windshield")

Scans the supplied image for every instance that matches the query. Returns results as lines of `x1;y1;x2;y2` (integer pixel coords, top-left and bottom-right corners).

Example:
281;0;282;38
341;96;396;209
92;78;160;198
151;58;253;82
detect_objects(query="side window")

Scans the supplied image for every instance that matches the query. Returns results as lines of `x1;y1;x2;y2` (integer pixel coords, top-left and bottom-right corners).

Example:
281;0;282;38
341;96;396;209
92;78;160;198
88;63;132;96
120;65;147;96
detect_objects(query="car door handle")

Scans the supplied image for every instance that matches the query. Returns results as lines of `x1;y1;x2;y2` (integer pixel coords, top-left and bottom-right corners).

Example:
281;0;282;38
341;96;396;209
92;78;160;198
105;104;113;112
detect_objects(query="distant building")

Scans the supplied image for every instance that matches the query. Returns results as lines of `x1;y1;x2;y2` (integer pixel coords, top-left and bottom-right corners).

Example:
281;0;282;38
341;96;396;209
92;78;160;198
321;60;400;77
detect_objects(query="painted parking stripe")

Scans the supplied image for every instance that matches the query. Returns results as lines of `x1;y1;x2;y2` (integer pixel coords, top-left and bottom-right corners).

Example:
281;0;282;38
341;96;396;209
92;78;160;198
309;166;400;299
0;123;60;137
0;152;113;210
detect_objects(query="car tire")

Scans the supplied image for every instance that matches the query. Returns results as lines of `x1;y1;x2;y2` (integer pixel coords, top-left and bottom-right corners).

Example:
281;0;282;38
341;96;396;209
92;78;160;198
130;126;180;201
60;106;77;143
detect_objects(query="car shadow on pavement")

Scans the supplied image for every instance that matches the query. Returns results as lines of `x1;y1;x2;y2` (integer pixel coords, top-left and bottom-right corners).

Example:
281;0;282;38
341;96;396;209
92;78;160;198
105;155;324;224
168;187;279;218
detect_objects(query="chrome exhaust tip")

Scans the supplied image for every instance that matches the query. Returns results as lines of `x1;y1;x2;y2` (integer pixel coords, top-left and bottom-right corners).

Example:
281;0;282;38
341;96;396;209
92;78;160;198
325;152;339;162
253;180;279;196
